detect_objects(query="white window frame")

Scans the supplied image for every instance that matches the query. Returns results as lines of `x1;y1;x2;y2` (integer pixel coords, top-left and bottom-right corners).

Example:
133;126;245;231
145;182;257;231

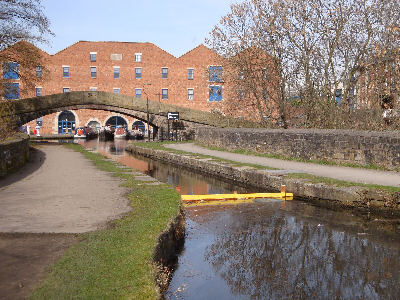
62;65;70;78
63;87;70;93
35;86;43;97
187;88;194;100
89;87;97;91
113;66;120;79
135;53;142;62
161;88;168;100
90;66;97;78
161;67;168;79
188;68;194;80
36;66;42;78
135;88;142;98
135;67;142;79
113;88;120;94
90;52;97;62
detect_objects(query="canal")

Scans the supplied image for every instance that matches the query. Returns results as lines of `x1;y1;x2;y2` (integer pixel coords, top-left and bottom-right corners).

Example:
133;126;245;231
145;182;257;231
77;139;400;300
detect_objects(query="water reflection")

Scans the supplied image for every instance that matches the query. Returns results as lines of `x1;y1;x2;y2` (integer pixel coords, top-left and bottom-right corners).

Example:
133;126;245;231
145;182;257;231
77;139;254;195
201;203;400;299
76;139;400;300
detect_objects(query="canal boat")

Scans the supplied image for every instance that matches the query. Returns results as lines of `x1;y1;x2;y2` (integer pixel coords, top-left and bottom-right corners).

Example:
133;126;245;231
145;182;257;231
130;128;144;140
99;125;114;141
114;126;130;139
74;126;98;139
74;127;87;139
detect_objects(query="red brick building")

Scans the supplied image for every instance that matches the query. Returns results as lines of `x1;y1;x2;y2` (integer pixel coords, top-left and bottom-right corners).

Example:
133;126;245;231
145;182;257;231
2;41;228;134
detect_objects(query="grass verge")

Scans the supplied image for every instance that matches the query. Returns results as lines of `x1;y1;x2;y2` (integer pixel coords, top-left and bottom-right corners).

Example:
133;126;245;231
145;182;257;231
288;173;400;193
130;141;400;193
132;141;275;170
30;143;181;300
194;142;398;172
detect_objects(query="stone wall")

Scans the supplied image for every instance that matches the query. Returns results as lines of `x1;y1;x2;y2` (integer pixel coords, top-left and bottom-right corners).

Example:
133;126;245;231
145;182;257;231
195;127;400;170
0;133;29;177
125;145;400;215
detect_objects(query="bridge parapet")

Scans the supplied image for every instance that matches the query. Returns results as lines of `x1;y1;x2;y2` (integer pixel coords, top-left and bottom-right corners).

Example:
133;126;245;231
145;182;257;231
0;91;256;129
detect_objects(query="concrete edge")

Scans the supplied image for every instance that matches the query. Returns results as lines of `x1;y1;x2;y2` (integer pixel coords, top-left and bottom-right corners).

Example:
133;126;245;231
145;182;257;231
125;144;400;216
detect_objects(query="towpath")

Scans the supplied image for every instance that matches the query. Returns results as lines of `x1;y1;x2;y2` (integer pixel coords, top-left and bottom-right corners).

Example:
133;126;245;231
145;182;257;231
165;143;400;188
0;144;131;300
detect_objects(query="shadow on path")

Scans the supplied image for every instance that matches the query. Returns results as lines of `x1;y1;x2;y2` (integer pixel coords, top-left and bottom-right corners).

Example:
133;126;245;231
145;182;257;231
0;146;46;189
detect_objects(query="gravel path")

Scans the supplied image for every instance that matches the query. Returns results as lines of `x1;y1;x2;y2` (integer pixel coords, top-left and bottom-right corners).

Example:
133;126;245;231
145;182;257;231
0;144;131;233
165;143;400;187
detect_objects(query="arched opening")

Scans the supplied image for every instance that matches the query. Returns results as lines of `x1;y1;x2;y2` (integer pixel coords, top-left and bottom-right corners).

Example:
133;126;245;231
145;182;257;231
87;120;100;130
105;116;127;128
58;111;76;134
132;120;145;132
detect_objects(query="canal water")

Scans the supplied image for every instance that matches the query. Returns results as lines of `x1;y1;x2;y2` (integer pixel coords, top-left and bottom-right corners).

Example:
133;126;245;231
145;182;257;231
77;139;400;300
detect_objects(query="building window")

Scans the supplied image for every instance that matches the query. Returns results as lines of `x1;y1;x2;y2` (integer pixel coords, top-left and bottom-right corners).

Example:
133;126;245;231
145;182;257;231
188;68;194;80
113;88;120;94
63;87;70;93
188;88;194;100
209;66;222;82
238;90;244;100
3;62;19;79
135;88;142;98
238;71;244;80
3;83;19;99
63;66;69;78
89;87;97;91
135;53;142;62
36;66;42;78
209;85;222;101
135;68;142;79
91;67;97;78
90;52;97;62
162;67;168;79
36;87;43;97
114;67;120;79
162;88;168;100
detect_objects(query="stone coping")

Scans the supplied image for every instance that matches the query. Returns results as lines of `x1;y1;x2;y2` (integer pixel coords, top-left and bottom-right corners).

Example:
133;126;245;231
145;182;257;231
125;144;400;216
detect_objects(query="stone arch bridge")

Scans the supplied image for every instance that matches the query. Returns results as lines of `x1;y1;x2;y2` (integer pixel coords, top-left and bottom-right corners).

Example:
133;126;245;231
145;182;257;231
1;91;246;137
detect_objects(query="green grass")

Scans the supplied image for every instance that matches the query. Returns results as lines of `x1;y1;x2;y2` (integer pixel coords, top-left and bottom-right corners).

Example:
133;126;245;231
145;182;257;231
30;143;181;300
288;173;400;193
131;141;276;170
131;141;400;193
195;142;397;172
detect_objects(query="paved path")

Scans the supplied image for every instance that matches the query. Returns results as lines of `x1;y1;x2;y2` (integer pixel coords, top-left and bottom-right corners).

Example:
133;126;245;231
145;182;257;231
165;143;400;187
0;144;131;233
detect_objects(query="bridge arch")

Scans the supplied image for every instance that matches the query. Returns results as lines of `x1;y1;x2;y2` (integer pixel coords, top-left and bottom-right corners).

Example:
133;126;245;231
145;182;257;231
2;91;238;137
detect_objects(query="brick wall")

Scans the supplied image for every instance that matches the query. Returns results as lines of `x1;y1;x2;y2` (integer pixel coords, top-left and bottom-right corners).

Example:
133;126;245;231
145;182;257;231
195;127;400;170
12;41;237;132
25;108;150;135
32;42;228;110
0;133;29;177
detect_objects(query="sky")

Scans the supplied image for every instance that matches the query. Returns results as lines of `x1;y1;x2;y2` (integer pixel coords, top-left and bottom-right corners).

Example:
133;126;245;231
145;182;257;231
40;0;235;57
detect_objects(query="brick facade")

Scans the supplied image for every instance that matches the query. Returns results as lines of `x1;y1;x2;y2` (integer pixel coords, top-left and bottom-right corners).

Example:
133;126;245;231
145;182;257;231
4;41;232;134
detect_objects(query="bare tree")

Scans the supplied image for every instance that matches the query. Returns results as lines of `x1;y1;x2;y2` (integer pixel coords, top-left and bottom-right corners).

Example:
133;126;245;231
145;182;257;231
0;0;52;139
207;0;400;129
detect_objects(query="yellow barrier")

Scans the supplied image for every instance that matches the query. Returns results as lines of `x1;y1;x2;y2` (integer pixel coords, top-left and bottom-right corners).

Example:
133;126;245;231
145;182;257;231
181;185;293;207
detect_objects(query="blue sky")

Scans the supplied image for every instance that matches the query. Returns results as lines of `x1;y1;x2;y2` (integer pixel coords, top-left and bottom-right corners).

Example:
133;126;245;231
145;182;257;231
40;0;235;57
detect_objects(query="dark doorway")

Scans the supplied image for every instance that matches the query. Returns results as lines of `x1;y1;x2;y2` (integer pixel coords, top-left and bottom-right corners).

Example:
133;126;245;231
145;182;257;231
132;120;145;131
58;111;76;134
105;116;127;128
